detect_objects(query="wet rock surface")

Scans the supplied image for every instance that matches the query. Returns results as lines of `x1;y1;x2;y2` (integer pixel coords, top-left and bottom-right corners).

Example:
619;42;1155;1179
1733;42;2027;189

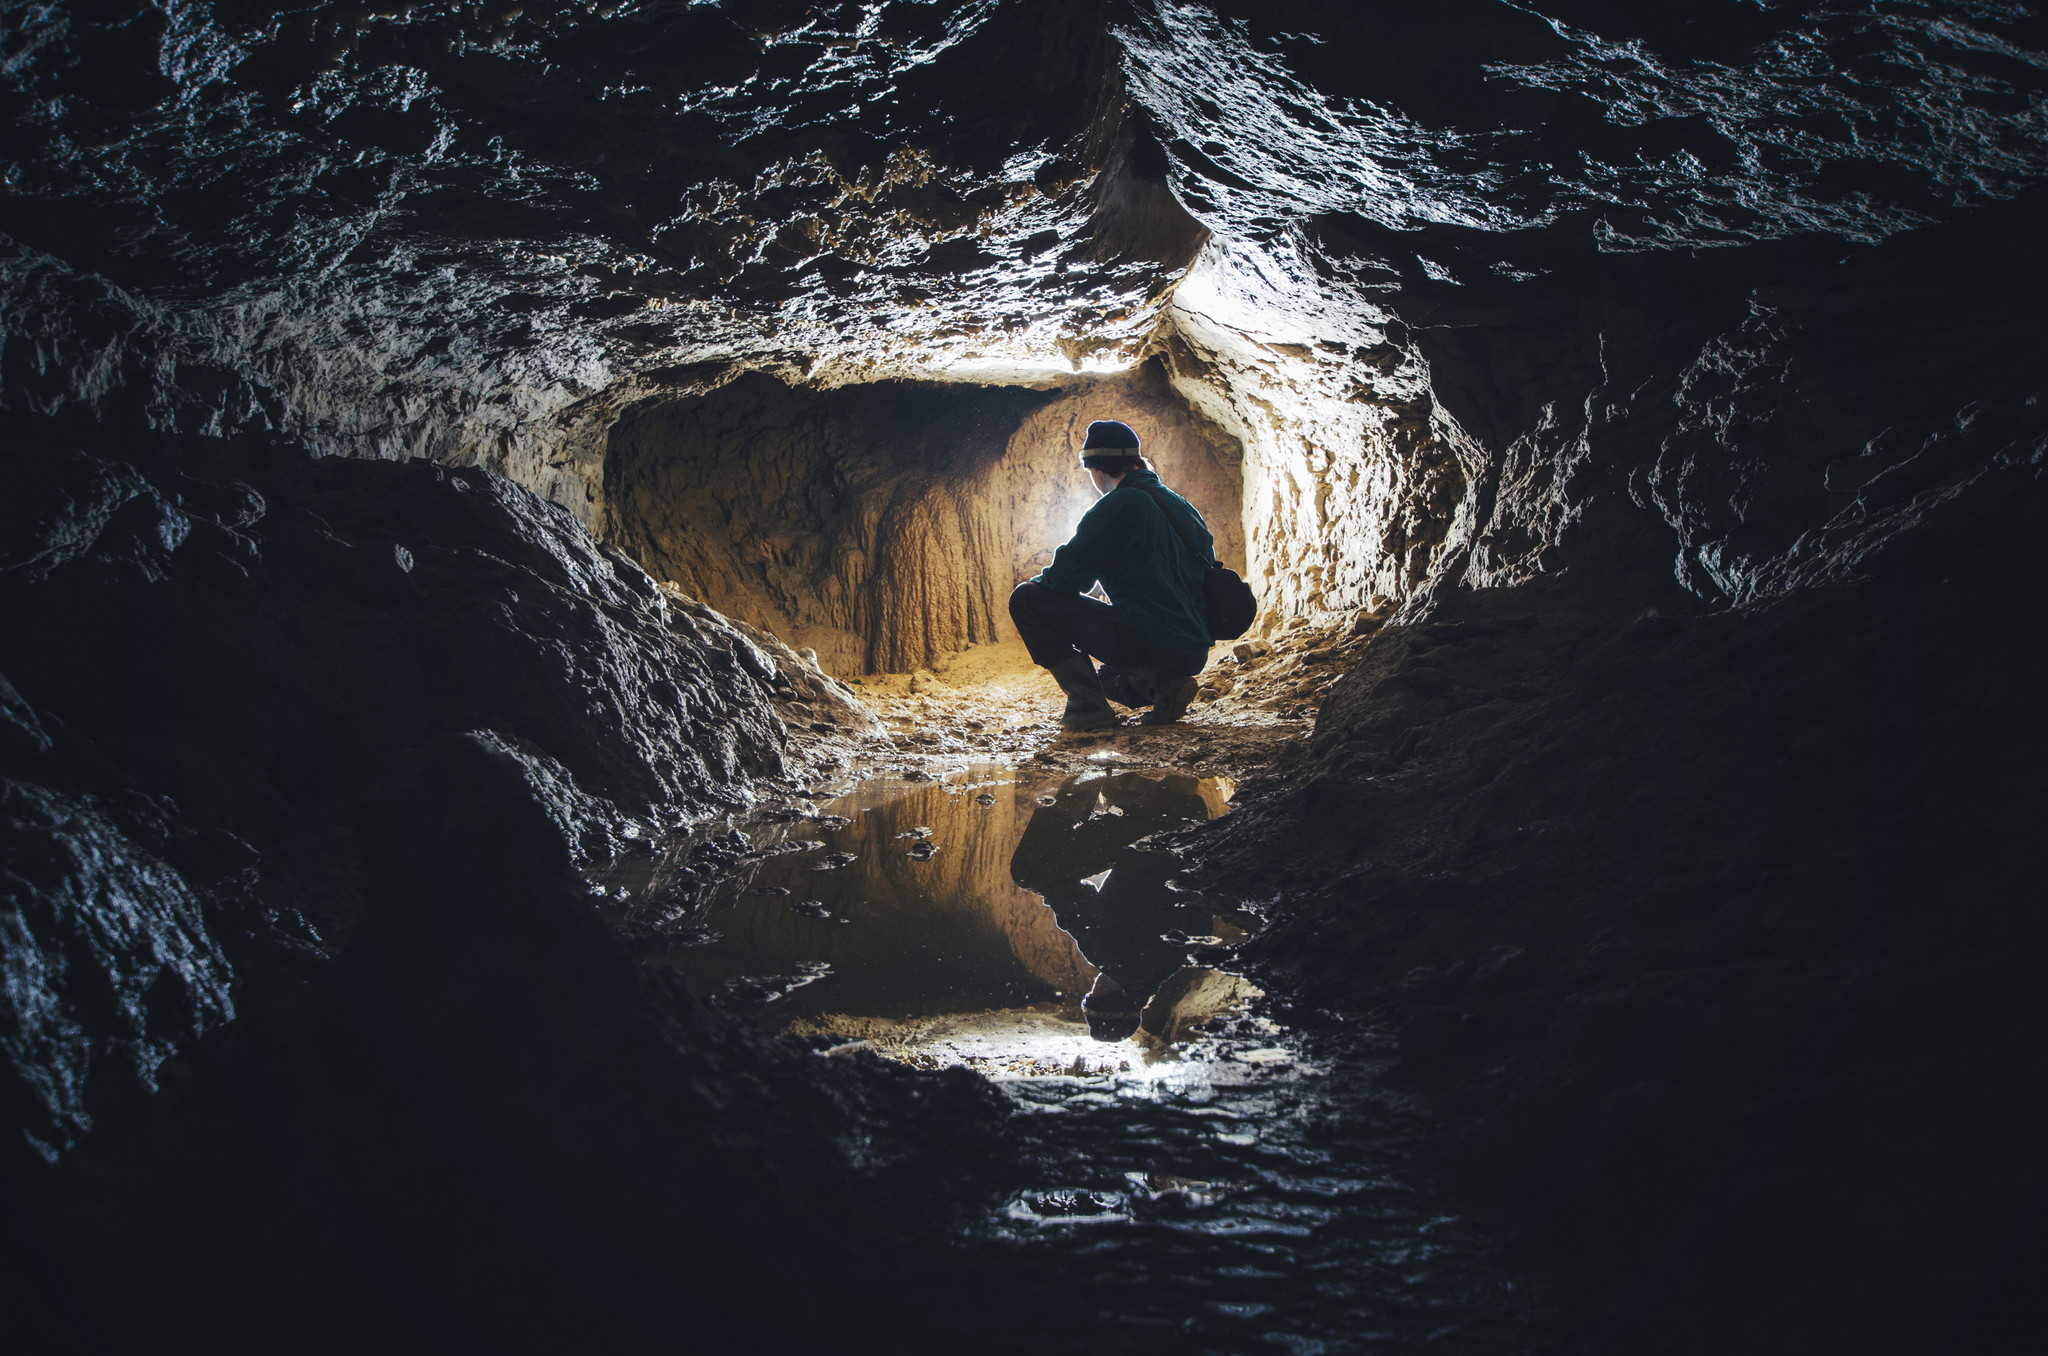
0;429;936;1346
0;777;234;1162
1193;365;2048;1354
0;433;799;858
10;2;2039;607
614;763;1543;1353
0;0;1199;512
7;727;1011;1350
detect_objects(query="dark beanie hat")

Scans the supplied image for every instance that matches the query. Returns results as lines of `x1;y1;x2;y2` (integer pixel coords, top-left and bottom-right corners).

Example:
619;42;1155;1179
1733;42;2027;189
1081;419;1141;451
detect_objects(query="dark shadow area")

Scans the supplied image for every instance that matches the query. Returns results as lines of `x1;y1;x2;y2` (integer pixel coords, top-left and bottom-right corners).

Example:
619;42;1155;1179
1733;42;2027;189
0;430;1006;1352
1010;770;1231;1038
1197;196;2048;1354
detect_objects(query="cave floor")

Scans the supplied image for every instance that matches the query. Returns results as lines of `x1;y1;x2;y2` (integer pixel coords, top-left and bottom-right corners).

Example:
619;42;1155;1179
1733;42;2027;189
837;623;1357;787
608;766;1541;1355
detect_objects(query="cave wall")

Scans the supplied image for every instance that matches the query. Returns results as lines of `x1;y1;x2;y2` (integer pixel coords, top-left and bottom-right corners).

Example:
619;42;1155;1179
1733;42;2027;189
1181;191;2048;1351
0;430;821;1161
1160;247;1455;620
1116;0;2048;628
0;1;1206;530
605;376;1040;675
605;360;1243;674
6;0;2041;626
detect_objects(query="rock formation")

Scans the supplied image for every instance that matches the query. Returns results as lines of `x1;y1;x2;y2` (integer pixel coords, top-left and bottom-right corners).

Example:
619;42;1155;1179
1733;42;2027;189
3;1;2045;1350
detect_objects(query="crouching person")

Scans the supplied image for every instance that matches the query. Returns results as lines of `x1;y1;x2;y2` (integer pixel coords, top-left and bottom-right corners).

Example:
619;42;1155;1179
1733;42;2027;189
1009;420;1213;731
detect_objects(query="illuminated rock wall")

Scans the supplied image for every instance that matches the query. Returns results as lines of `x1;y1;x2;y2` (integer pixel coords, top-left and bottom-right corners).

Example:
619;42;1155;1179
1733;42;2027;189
604;361;1242;674
14;2;2038;641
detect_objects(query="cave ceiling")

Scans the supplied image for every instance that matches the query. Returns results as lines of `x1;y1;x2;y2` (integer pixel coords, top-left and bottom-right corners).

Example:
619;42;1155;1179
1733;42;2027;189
3;1;2045;505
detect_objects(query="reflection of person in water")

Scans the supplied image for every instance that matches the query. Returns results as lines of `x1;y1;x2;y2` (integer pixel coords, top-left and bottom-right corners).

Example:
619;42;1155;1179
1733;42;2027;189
1008;771;1219;1041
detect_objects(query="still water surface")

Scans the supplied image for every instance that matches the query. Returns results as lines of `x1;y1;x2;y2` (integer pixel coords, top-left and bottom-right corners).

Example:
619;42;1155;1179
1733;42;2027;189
607;764;1541;1353
639;764;1251;1058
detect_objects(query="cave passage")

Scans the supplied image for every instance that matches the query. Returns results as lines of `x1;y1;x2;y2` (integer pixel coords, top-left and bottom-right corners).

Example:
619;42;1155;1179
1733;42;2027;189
8;1;2046;1351
602;359;1247;677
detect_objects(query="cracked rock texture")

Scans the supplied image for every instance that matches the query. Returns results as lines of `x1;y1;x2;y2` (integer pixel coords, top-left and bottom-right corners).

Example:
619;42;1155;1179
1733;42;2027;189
0;427;956;1350
1191;201;2048;1351
8;1;2040;632
0;776;233;1162
0;426;844;1170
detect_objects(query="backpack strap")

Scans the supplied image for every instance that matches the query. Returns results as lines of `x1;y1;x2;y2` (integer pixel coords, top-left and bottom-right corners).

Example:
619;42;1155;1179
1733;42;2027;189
1130;483;1216;568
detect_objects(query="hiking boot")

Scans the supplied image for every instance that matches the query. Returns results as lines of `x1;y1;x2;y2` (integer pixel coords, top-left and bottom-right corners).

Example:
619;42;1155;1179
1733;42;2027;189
1081;974;1143;1042
1047;653;1119;730
1139;674;1201;725
1095;663;1149;710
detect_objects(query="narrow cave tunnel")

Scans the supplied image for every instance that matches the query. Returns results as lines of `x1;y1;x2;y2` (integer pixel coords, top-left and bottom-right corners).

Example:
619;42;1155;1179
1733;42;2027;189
4;4;2047;1355
601;359;1247;675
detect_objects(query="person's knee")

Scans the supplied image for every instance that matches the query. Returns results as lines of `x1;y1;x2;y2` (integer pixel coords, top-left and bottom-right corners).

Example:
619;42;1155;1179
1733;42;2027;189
1008;580;1049;626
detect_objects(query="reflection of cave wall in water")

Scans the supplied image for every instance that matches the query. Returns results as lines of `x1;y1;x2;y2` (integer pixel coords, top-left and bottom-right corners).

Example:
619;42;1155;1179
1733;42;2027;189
603;361;1244;674
658;775;1099;1018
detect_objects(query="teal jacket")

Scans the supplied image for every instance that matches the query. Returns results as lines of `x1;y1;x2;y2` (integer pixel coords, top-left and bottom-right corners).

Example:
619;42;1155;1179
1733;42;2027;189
1032;468;1213;663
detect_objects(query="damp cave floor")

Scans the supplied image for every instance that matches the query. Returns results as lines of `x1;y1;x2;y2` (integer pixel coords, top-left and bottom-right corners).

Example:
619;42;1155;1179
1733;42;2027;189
834;631;1340;788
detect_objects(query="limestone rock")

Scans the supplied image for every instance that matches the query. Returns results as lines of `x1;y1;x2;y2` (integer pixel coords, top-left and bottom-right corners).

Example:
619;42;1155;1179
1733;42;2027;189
0;434;820;1173
0;779;235;1161
605;363;1244;674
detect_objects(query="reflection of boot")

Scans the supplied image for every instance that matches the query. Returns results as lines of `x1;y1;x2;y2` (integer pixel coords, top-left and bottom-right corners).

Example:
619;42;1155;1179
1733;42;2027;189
1139;674;1200;725
1096;664;1150;710
1081;972;1142;1042
1048;653;1119;730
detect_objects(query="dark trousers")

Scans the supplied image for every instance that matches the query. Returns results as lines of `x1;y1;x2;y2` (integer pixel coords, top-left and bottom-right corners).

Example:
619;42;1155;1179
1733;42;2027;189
1008;582;1204;681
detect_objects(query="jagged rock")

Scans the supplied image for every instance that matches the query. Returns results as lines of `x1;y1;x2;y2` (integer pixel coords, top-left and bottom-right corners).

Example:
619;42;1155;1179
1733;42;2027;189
1200;416;2048;1344
0;434;821;1170
0;2;2040;643
0;778;234;1161
1137;966;1250;1045
765;839;828;857
308;729;1006;1344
